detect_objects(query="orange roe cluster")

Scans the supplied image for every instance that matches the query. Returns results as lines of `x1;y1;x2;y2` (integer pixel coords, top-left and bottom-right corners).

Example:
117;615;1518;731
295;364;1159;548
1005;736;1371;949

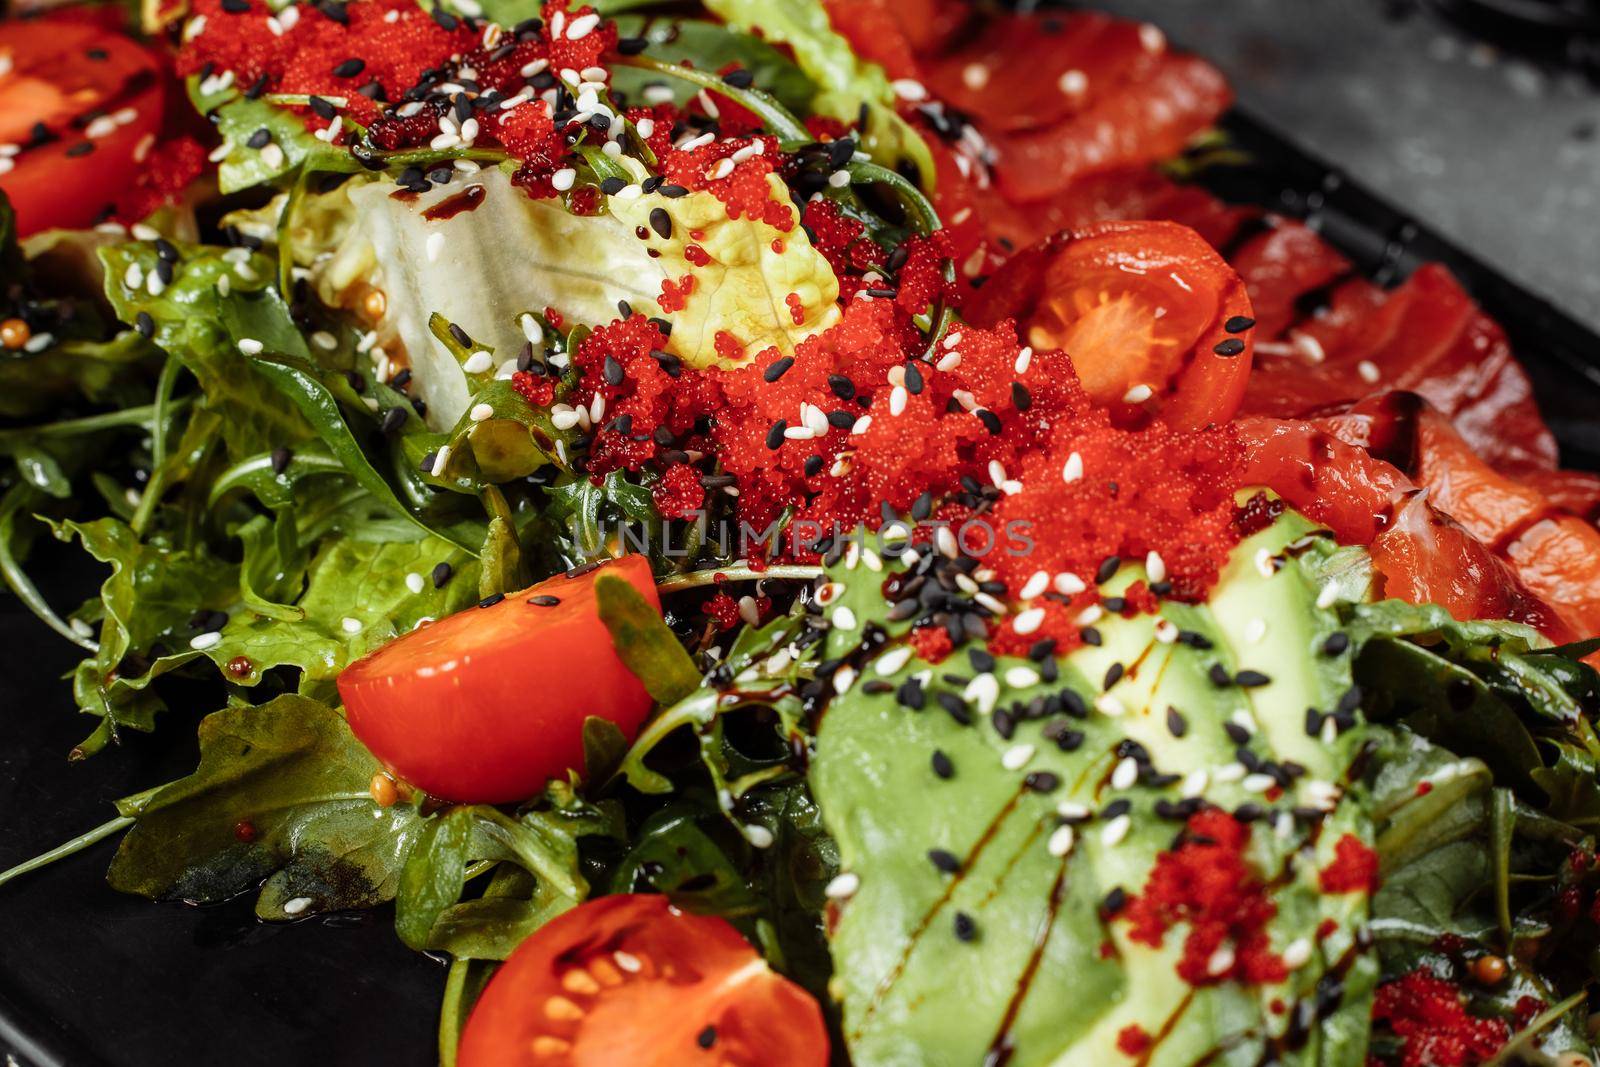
1319;834;1380;894
803;199;886;284
1372;969;1509;1067
178;0;477;127
651;464;705;520
113;136;208;225
659;134;794;232
1115;1025;1151;1058
510;370;556;408
1121;810;1287;987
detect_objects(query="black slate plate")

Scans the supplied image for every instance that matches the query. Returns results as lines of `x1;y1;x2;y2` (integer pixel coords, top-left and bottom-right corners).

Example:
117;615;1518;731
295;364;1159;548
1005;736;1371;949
4;107;1600;1067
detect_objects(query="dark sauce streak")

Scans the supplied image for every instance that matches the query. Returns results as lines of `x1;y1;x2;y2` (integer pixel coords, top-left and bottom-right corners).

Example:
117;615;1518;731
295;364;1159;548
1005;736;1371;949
852;784;1029;1039
1134;988;1198;1067
981;857;1071;1067
422;182;486;221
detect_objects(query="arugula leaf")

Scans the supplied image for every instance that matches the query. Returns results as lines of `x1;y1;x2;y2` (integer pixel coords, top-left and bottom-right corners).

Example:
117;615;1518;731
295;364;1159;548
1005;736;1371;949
106;695;424;920
596;571;701;704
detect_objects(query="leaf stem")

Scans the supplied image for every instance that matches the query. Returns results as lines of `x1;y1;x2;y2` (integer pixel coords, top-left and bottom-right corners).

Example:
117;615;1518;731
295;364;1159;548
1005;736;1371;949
0;485;97;652
130;355;185;537
0;813;134;890
0;399;191;448
655;564;823;593
615;55;809;142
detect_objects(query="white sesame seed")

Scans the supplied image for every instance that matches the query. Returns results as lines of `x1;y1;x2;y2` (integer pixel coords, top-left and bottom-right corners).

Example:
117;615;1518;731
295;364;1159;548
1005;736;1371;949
1004;667;1040;689
1213;762;1247;783
1244;618;1268;644
1100;814;1131;846
1230;709;1257;735
1054;572;1087;596
1057;801;1091;820
405;572;425;595
851;415;872;435
1073;604;1103;627
282;896;314;916
832;605;858;631
1094;692;1125;717
1282;939;1313;969
1012;607;1046;635
890;78;928;101
190;631;222;651
824;872;860;900
708;157;736;181
1061;451;1084;483
1047;824;1076;857
1154;619;1179;643
470;402;495;422
966;673;1001;715
1243;773;1277;793
1111;757;1139;790
238;338;264;355
635;117;655;138
342;617;364;634
462;351;494;374
832;664;857;694
1122;383;1154;404
566;12;600;38
613;951;642;973
1357;360;1380;384
1316;580;1340;609
743;824;774;848
425;231;446;263
430;445;452;477
1144;551;1167;584
1206;943;1235;976
962;63;991;91
1001;743;1035;771
1020;571;1050;600
889;386;908;416
827;170;851;188
935;525;959;559
875;646;913;676
1058;69;1088;96
1181;769;1209;798
1254;548;1276;578
260;142;285;169
1140;23;1167;52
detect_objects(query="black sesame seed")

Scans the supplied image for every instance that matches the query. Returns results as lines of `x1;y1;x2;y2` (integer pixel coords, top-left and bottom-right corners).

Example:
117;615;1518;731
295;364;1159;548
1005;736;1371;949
221;0;249;11
1224;316;1256;334
309;96;337;121
1103;662;1124;690
448;322;472;347
1338;686;1363;714
1208;663;1233;687
928;848;961;874
1102;799;1132;819
968;648;996;673
1305;707;1324;737
1101;887;1128;916
529;595;561;606
1223;721;1251;745
899;678;926;711
478;593;505;608
1095;556;1121;585
1235;670;1272;688
431;562;453;588
332;58;366;79
1024;771;1060;793
828;374;856;400
66;141;95;158
154;238;178;262
723;68;754;89
1323;632;1350;656
991;707;1015;740
430;5;457;29
603;355;624;386
1080;627;1102;647
381;407;408;433
765;420;787;449
764;356;794;383
617;36;649;55
1213;338;1247;357
931;749;954;778
976;409;1002;435
937;692;972;725
1011;382;1031;411
953;912;978;942
1165;706;1187;737
803;454;823;477
696;1026;716;1049
134;311;155;338
269;446;292;475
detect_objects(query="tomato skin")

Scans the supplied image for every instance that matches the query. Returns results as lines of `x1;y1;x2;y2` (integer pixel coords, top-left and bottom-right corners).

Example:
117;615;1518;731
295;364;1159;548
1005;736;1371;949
458;894;829;1067
338;556;659;804
966;220;1255;430
0;15;169;237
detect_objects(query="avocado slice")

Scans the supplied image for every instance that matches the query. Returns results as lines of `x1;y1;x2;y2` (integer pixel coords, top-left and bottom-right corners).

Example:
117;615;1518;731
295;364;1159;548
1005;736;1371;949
810;510;1381;1066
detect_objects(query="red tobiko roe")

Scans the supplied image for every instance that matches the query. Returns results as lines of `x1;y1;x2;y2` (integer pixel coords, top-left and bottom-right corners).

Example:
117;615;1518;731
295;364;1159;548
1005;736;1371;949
1115;1025;1151;1058
1372;969;1509;1067
1121;809;1287;987
1319;834;1380;895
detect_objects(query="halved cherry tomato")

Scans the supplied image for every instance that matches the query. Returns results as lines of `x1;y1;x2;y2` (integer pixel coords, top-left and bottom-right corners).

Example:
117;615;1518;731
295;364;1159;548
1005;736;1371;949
966;220;1255;430
0;14;168;237
458;894;829;1067
338;556;659;804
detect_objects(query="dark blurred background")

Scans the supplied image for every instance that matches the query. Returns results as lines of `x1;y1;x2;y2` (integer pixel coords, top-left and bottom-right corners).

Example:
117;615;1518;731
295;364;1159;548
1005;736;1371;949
1091;0;1600;333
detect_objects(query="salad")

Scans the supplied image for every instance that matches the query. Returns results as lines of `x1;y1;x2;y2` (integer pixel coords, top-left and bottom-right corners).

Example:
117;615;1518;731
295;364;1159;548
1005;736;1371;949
5;0;1600;1064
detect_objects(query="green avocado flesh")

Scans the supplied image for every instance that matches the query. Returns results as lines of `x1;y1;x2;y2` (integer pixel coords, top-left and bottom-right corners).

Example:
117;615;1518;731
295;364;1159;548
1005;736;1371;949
810;512;1381;1066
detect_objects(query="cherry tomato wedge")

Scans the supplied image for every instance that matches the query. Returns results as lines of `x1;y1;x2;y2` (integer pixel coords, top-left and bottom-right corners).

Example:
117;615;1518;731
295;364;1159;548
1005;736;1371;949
0;14;168;237
458;894;829;1067
966;221;1256;430
338;556;659;804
